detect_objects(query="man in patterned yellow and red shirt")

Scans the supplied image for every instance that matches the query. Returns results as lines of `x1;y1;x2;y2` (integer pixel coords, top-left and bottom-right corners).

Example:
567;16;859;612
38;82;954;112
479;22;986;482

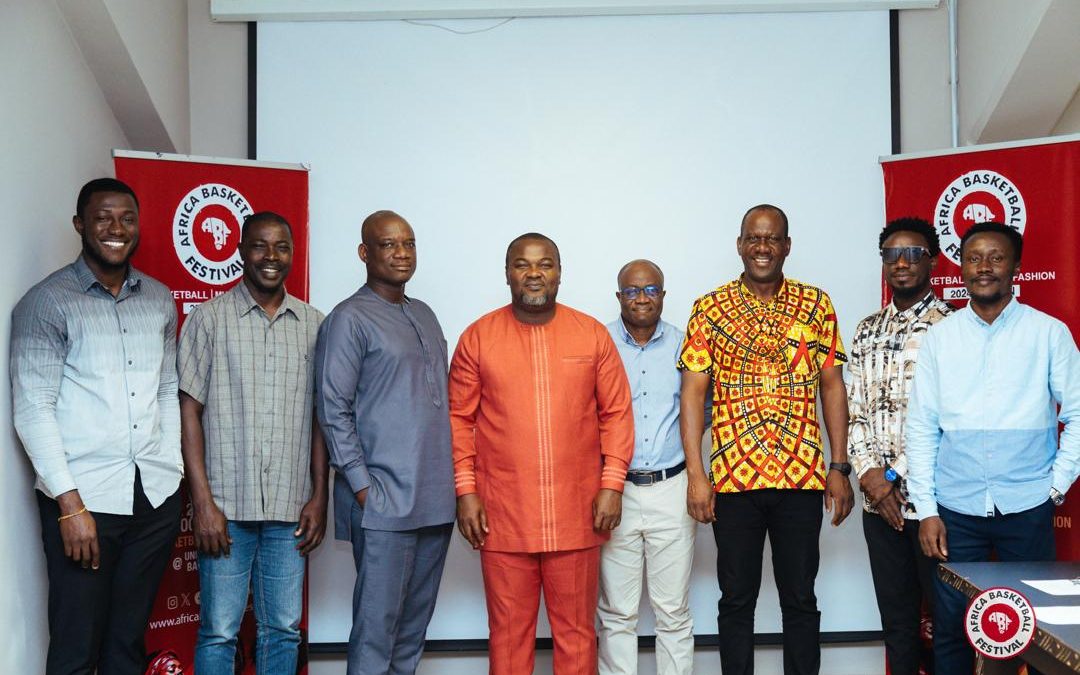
678;203;854;675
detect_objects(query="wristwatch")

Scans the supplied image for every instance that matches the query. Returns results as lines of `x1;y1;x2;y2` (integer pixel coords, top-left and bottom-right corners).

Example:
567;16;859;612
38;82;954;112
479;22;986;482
1051;488;1066;506
829;462;852;477
884;467;898;483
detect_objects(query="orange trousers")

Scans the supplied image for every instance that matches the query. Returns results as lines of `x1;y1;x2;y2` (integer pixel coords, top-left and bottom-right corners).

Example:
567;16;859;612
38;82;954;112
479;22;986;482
481;546;601;675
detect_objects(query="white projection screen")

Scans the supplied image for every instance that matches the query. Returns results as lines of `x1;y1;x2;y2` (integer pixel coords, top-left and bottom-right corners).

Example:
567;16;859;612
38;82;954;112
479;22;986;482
257;10;892;644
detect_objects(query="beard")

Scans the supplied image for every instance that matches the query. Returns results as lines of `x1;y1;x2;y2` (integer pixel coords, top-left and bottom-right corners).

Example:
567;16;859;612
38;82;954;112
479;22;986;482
519;292;550;307
891;283;926;301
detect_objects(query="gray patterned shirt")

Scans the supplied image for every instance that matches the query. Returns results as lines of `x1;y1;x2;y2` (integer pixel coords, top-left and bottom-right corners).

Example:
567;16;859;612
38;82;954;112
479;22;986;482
11;256;182;514
847;291;954;518
178;282;323;521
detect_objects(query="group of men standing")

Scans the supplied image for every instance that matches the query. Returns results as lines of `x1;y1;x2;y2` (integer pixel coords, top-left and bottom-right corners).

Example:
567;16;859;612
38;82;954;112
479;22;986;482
11;178;1078;675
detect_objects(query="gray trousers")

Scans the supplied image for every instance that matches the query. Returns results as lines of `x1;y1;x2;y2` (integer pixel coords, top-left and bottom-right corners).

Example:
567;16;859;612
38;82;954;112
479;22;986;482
347;502;453;675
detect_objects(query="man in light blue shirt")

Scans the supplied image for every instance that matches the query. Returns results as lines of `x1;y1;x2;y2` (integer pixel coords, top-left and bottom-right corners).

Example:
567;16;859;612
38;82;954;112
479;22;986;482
906;222;1080;675
597;259;696;675
12;178;183;674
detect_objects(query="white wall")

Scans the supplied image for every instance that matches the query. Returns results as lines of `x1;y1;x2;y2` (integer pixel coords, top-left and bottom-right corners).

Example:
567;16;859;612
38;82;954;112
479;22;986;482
0;0;131;671
257;12;890;663
188;0;247;158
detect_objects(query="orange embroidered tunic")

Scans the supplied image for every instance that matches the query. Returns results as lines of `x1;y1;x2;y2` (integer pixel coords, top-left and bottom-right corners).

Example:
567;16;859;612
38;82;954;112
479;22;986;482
449;304;634;553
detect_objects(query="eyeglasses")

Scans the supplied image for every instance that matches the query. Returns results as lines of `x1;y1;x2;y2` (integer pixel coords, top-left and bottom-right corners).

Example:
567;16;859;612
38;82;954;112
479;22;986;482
880;246;930;264
620;285;662;300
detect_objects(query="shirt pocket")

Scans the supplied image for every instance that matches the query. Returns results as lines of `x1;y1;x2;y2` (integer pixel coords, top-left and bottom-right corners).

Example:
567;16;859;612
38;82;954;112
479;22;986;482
559;355;597;409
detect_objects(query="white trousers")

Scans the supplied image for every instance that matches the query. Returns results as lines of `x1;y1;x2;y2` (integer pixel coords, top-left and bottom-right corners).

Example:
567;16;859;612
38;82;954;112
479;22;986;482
597;470;696;675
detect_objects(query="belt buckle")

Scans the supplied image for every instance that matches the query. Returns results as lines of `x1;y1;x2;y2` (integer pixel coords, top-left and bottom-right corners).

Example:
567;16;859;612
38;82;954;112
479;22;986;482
628;471;655;486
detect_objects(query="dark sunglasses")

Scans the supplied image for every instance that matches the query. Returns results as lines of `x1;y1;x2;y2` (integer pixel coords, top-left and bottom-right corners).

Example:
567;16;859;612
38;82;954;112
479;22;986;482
880;246;930;264
620;285;662;300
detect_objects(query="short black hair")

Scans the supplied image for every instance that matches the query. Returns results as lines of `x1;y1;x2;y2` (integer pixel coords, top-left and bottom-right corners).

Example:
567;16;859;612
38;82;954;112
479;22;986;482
879;217;941;256
959;221;1023;262
241;211;293;241
76;178;138;220
505;232;561;266
740;204;789;238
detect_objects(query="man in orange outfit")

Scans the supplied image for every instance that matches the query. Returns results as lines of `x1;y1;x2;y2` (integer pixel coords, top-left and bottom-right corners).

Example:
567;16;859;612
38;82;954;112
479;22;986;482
450;232;635;675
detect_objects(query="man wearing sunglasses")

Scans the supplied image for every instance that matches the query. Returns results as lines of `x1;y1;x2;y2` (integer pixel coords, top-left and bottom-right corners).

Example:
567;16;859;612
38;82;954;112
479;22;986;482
679;203;853;675
847;217;953;675
597;260;696;675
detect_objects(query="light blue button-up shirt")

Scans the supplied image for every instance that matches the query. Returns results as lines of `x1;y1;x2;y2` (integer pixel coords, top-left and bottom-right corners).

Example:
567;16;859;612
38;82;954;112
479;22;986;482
11;257;182;515
607;318;684;472
906;299;1080;519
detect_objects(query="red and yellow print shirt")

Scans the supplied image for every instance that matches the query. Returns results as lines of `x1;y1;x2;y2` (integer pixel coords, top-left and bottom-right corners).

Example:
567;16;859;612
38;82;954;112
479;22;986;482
449;305;634;553
678;277;846;493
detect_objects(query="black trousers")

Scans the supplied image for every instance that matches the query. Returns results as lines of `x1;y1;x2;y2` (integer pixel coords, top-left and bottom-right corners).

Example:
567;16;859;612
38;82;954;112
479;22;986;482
862;510;936;675
712;489;824;675
37;471;181;675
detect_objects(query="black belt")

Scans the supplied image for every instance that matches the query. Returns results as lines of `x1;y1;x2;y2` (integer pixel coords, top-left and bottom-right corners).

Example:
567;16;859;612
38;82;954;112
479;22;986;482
625;461;686;486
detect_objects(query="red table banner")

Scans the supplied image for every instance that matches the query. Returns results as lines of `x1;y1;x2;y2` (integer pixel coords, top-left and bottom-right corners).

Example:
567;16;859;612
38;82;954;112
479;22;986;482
880;135;1080;560
114;150;311;674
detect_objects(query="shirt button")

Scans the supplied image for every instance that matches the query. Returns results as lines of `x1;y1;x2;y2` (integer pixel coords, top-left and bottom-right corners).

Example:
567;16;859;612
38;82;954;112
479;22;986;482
122;328;127;334
641;370;646;374
131;392;135;397
128;360;133;366
644;414;648;418
133;424;138;429
642;392;647;396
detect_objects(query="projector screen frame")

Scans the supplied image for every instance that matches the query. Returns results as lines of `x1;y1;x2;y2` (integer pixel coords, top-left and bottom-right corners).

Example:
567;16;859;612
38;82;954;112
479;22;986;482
250;9;904;651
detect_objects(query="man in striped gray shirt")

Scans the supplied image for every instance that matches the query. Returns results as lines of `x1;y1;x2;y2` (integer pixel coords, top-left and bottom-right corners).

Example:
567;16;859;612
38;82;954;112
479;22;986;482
178;211;328;673
12;177;184;674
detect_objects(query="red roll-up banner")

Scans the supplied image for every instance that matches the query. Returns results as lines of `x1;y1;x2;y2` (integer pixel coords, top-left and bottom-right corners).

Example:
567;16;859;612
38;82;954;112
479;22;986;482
113;150;311;674
880;134;1080;560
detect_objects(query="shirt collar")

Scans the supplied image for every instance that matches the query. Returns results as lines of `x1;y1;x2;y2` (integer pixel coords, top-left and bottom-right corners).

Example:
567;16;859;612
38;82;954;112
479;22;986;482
737;275;787;306
965;295;1019;329
616;318;665;347
888;290;938;321
232;280;299;320
359;284;412;305
73;255;142;294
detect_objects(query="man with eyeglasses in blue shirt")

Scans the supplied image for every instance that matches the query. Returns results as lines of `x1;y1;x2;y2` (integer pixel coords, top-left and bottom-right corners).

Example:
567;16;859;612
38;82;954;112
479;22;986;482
598;259;697;675
906;221;1080;675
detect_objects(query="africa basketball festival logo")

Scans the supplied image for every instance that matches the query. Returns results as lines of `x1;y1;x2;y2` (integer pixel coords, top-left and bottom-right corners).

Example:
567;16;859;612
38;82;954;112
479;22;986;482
965;587;1036;660
173;183;253;285
934;169;1027;265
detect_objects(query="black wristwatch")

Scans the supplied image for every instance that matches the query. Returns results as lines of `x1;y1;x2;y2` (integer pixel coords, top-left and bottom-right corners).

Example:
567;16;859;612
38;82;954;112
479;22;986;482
829;462;852;477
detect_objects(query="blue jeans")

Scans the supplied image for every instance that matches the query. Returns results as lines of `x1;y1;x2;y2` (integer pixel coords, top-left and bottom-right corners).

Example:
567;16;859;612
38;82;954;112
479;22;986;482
934;500;1055;675
195;521;306;675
